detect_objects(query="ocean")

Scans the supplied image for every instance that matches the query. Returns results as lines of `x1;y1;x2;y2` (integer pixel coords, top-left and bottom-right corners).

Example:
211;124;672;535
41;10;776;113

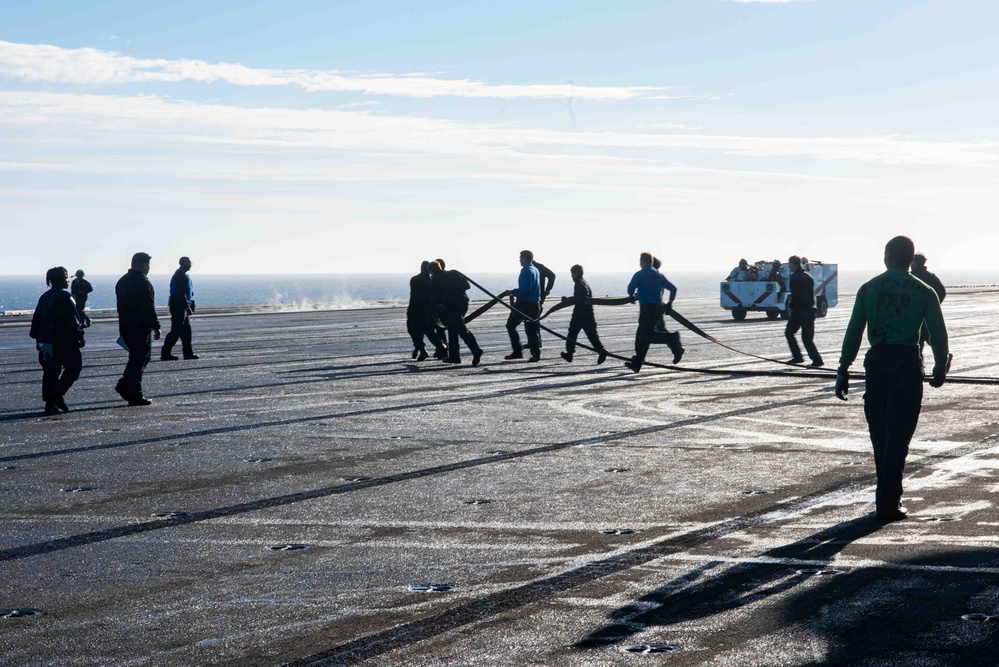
2;271;997;314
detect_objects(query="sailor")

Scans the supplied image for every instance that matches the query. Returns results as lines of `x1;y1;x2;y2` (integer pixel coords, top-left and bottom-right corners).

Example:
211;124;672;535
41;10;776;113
503;250;542;362
70;269;93;327
835;236;950;521
161;256;199;361
560;264;608;365
910;252;946;355
428;261;483;366
407;261;446;361
785;255;824;367
625;252;682;372
29;267;85;414
726;259;749;282
114;252;161;406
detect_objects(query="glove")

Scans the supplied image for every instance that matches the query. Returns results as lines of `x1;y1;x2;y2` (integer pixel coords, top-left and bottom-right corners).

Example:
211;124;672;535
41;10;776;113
835;368;850;400
929;353;952;388
629;295;638;304
662;303;673;316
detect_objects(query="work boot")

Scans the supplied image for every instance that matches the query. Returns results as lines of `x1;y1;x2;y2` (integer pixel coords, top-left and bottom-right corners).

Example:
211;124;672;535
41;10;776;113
411;347;419;359
471;349;483;367
625;358;641;373
416;348;429;361
442;357;461;364
161;353;179;361
114;383;132;403
788;357;805;364
560;351;573;363
434;347;447;360
504;351;524;360
54;396;69;412
128;396;153;407
875;505;908;522
808;360;824;368
528;354;541;363
44;401;59;415
673;347;685;365
183;354;200;360
596;350;608;365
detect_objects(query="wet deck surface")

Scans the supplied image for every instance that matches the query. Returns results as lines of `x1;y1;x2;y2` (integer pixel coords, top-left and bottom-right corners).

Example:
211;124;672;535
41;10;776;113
1;291;998;666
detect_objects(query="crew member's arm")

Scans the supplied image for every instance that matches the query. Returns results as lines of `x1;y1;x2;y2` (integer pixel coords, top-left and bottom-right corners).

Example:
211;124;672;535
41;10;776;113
924;292;949;386
660;274;678;310
534;262;555;297
627;274;639;302
835;288;869;399
144;281;161;340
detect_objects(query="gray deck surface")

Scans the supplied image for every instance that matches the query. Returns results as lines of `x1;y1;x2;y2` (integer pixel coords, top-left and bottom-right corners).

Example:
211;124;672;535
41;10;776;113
1;290;997;666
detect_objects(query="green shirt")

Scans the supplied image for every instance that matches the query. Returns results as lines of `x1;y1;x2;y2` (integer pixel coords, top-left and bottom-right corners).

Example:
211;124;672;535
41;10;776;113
838;268;948;369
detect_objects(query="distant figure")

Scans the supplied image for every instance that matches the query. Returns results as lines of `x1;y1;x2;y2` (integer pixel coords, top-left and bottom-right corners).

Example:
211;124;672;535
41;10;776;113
910;252;946;354
407;260;446;361
161;257;198;361
428;261;483;366
836;235;950;522
768;259;785;293
625;252;682;372
785;255;823;367
29;267;85;414
115;252;161;406
726;258;749;282
532;258;556;304
503;250;542;362
70;269;93;327
560;264;607;365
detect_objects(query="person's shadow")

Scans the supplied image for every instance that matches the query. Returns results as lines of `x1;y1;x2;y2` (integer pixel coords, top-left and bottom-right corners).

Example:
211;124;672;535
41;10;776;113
574;518;999;664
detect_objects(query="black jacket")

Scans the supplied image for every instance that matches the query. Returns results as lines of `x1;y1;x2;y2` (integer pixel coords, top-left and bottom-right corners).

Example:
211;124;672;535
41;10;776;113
408;272;433;314
30;289;84;346
533;261;556;296
116;268;160;336
912;267;946;303
70;278;93;300
572;278;594;317
788;268;815;313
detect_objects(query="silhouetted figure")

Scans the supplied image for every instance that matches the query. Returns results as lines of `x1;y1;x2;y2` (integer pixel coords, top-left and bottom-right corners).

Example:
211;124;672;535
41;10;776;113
428;261;482;366
533;259;556;304
768;259;785;293
836;236;950;522
503;250;542;362
407;261;447;361
70;269;93;327
560;264;607;365
625;252;681;372
910;252;946;355
161;256;198;361
115;252;161;406
785;255;823;367
29;267;85;414
726;258;749;281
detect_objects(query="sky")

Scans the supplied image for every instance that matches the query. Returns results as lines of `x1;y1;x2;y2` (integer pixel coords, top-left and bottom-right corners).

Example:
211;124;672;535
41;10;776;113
1;0;998;275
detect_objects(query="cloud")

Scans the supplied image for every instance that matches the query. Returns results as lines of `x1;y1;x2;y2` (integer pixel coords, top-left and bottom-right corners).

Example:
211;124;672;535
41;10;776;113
2;91;997;169
0;40;668;101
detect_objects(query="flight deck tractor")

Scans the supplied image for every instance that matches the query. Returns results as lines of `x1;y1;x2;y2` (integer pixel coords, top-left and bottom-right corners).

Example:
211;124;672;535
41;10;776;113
720;259;838;321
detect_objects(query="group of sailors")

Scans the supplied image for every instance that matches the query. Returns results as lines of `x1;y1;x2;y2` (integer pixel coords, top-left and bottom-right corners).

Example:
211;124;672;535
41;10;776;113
28;253;197;414
405;250;684;372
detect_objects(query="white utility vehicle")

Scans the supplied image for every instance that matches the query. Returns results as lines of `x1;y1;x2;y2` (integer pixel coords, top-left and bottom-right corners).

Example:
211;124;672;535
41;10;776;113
720;259;838;321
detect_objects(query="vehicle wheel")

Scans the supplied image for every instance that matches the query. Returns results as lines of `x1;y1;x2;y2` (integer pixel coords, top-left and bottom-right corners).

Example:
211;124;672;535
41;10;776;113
732;308;747;321
766;310;780;320
816;297;828;318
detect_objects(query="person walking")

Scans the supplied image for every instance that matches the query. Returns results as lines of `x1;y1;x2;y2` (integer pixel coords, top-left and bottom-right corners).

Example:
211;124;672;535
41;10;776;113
161;256;198;361
560;264;607;365
115;252;161;406
910;252;946;355
625;252;681;372
70;269;93;327
503;250;542;362
407;260;446;361
428;261;483;366
785;255;824;367
835;235;950;521
29;267;85;414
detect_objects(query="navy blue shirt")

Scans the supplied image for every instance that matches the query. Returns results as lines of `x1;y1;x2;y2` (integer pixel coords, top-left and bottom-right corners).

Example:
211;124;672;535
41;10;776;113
627;265;677;305
169;268;194;305
511;264;541;303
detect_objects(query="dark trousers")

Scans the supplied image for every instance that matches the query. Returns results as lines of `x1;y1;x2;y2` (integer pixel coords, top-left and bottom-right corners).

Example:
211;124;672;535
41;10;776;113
506;301;541;356
443;300;481;362
119;330;152;398
566;312;603;355
407;311;446;353
39;343;82;402
75;297;90;324
785;310;822;363
634;304;681;366
162;299;193;357
863;345;924;511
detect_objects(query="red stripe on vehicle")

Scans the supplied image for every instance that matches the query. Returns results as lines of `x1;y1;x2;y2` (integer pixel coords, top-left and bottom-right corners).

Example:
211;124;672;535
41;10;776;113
814;270;838;295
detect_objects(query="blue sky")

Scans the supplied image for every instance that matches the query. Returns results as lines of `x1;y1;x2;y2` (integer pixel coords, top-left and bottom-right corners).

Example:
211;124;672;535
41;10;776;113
2;0;997;275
